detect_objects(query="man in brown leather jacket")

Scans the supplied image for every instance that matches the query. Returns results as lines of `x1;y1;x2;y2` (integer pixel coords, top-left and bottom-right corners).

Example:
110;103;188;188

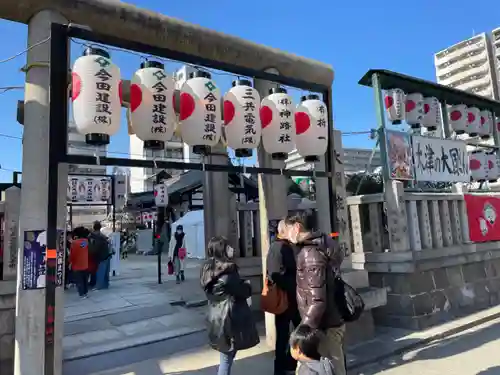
282;215;346;375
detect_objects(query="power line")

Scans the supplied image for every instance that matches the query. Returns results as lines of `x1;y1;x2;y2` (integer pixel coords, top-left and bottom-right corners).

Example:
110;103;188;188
0;36;51;64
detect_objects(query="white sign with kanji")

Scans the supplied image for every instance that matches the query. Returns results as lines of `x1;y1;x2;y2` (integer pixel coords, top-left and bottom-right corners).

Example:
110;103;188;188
154;183;168;207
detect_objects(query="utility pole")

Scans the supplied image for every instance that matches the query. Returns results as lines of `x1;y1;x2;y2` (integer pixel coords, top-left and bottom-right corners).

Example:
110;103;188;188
155;170;168;284
254;71;289;348
15;10;68;375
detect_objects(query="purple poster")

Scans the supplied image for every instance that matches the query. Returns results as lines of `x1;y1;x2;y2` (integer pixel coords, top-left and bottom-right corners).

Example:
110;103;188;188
22;229;65;290
22;230;46;290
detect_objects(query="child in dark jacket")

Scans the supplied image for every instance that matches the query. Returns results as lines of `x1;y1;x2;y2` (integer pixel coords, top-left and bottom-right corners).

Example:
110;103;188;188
290;325;336;375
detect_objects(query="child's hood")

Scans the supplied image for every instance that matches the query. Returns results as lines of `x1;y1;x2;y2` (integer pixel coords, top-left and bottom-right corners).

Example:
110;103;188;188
301;358;335;375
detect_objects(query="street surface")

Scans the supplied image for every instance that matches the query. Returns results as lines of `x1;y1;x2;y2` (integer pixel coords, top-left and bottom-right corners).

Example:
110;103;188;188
354;317;500;375
65;316;500;375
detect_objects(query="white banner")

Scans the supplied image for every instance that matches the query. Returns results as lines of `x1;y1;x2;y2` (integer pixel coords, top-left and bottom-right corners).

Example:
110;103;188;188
411;136;469;183
67;176;113;203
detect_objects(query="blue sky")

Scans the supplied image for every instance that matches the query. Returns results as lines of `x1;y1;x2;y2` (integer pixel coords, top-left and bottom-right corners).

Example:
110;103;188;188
0;0;499;182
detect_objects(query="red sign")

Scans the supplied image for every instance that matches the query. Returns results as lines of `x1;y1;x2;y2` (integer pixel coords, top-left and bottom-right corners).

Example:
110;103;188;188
464;194;500;242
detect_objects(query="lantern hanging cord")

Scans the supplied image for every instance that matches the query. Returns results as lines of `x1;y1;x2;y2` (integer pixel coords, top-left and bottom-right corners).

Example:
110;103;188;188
0;36;51;64
69;38;303;93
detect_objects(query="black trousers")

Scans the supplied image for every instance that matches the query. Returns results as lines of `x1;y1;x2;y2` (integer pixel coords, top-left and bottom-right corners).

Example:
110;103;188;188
274;307;302;375
74;270;88;297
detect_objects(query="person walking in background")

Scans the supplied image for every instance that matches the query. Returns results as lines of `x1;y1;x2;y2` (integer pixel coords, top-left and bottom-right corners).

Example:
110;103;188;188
200;236;259;375
89;221;112;290
267;220;302;375
70;227;90;298
282;215;346;375
169;224;187;284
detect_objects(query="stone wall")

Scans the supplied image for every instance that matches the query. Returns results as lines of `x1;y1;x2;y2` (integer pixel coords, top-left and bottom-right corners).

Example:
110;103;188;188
369;258;500;330
0;281;16;375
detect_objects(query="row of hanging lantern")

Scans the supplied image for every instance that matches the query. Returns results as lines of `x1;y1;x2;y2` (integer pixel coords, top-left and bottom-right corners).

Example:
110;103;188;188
71;48;329;161
448;104;492;139
384;89;442;130
469;150;499;182
384;88;495;139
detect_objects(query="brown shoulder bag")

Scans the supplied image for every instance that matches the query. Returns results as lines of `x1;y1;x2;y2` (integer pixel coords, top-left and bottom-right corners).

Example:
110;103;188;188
261;277;288;315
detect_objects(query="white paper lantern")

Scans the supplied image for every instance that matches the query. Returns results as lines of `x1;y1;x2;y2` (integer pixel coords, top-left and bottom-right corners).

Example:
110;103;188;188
384;89;405;124
99;178;111;201
223;80;261;158
179;71;221;154
484;151;499;182
294;94;328;162
421;97;441;131
154;183;168;207
448;104;468;134
77;178;87;202
85;178;95;202
260;87;296;160
405;92;424;128
479;110;493;140
466;107;480;137
469;150;487;182
72;47;122;145
68;177;79;202
130;61;176;150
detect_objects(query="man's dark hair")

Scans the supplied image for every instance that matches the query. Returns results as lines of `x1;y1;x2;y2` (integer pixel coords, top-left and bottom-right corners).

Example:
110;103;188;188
289;324;321;360
283;215;307;230
93;221;102;231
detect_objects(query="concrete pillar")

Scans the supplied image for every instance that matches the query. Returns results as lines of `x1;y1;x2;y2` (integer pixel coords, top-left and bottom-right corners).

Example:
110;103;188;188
3;187;21;280
202;143;237;249
14;10;68;375
254;72;289;348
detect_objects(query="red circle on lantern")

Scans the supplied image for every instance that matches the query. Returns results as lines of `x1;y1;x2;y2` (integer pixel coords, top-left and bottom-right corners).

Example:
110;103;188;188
71;72;81;101
223;100;235;125
468;112;475;123
424;103;430;114
260;106;273;128
488;160;495;169
405;100;416;113
497;122;500;131
481;116;486;125
384;96;393;109
295;112;310;135
179;93;196;121
470;159;481;170
119;80;123;105
130;83;142;112
450;110;462;121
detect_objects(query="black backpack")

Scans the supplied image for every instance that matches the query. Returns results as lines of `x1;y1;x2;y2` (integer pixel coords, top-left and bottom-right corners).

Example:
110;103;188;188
333;275;365;322
89;232;110;262
318;234;365;323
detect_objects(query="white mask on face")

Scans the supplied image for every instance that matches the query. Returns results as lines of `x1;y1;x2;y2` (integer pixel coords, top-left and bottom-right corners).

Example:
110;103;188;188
288;226;300;244
226;245;235;259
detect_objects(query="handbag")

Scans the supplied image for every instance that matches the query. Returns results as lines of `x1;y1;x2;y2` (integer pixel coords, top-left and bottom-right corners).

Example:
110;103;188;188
167;260;174;275
178;247;187;260
334;276;365;322
260;277;288;315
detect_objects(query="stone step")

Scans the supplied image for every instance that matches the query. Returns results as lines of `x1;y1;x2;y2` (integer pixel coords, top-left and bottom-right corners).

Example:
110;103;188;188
358;287;388;311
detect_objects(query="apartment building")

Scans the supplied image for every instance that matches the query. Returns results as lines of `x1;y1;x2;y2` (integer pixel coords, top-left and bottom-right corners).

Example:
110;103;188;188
434;32;499;99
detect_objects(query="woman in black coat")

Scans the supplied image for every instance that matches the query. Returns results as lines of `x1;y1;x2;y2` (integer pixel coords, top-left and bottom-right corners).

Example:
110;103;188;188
200;236;260;375
267;220;302;375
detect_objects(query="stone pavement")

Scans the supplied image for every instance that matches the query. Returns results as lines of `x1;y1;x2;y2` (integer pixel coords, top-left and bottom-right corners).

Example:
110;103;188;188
79;315;500;375
64;304;500;375
63;255;207;360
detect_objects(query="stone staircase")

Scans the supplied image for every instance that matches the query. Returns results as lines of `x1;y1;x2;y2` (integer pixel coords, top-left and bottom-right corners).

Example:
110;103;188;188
237;257;388;345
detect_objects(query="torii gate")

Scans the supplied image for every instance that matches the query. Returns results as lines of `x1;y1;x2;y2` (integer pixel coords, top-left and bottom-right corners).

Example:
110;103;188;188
0;2;338;375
